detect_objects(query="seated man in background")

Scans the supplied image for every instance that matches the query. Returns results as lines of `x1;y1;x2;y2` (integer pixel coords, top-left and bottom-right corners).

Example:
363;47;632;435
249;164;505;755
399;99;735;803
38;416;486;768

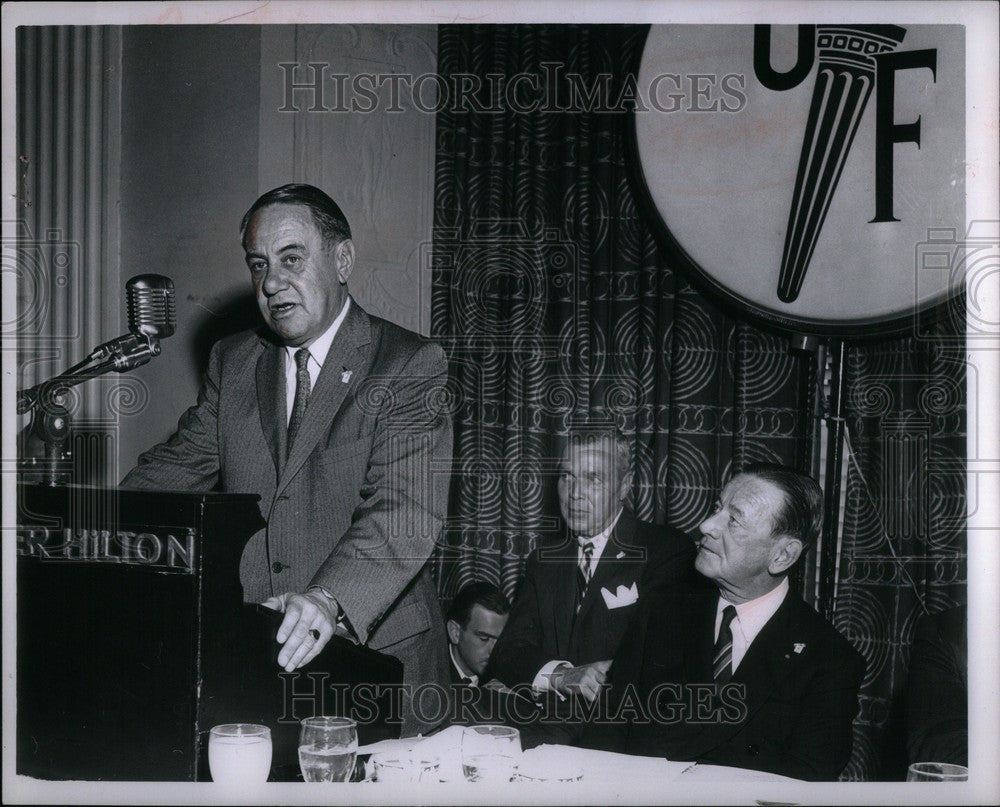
904;604;967;767
487;421;695;706
440;581;539;728
445;581;511;688
580;463;866;782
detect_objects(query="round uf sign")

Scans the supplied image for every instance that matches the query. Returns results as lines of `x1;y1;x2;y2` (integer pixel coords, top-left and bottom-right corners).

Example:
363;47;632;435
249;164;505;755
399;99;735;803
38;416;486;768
634;24;965;336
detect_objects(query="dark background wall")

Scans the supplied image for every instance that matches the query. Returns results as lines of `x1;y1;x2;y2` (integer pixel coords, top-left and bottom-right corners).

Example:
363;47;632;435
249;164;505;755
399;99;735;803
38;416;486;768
117;25;262;475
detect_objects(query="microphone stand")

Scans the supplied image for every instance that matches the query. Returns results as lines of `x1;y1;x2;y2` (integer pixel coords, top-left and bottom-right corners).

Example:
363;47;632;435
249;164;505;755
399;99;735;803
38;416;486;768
17;333;163;486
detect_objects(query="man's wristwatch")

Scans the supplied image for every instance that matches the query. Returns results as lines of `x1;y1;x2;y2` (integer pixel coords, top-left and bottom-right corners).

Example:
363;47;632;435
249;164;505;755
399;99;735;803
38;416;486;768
306;585;341;620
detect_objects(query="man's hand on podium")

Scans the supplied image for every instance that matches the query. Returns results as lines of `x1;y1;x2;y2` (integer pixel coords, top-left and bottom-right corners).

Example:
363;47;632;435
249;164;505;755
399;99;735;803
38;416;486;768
261;590;339;672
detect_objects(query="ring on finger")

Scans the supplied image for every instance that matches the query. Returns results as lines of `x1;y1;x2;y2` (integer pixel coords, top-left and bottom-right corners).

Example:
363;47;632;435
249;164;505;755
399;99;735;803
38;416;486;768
309;628;321;641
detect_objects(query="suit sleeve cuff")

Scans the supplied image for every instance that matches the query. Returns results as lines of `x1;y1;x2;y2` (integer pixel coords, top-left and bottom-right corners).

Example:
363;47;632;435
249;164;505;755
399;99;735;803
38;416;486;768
534;660;571;697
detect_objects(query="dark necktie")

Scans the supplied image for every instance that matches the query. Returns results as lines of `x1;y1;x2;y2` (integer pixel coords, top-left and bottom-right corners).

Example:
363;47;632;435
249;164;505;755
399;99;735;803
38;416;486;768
575;542;595;613
287;348;311;455
713;604;738;683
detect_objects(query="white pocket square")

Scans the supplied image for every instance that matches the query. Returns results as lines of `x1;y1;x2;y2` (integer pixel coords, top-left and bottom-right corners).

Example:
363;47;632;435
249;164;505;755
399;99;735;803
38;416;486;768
601;582;639;609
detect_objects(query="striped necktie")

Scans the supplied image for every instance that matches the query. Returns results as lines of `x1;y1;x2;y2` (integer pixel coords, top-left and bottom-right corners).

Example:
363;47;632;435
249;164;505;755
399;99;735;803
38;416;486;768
287;348;311;455
576;542;595;613
713;605;738;683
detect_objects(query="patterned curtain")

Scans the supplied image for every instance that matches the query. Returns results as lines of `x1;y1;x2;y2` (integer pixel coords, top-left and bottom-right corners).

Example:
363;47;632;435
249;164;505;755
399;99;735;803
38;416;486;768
429;24;811;631
428;24;966;782
834;304;967;780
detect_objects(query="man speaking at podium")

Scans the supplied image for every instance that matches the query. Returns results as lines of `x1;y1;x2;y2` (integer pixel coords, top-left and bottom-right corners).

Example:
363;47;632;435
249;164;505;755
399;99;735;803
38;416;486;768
122;184;453;736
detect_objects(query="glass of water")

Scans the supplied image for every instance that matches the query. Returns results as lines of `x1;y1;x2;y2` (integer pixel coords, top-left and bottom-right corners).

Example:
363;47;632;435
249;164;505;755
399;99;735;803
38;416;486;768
372;752;440;783
208;724;272;785
461;725;520;782
298;717;358;782
907;762;969;781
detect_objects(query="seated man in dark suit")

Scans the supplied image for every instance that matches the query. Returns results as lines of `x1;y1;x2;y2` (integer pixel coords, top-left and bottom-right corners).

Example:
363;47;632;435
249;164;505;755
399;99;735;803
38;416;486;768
581;462;866;782
440;581;533;727
487;421;695;706
445;582;511;687
904;604;967;767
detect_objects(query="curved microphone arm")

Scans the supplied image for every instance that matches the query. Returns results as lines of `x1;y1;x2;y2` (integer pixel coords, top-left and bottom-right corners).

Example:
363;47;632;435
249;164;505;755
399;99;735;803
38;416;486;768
16;332;162;415
18;273;174;486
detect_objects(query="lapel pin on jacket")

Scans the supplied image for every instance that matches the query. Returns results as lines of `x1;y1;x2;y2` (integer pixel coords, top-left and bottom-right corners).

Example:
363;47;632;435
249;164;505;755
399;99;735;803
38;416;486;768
615;551;625;559
341;368;352;384
793;643;806;654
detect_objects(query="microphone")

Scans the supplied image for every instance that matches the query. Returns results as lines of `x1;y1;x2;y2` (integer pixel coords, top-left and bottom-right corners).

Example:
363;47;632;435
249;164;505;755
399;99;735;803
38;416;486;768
127;274;176;339
16;274;177;416
89;274;176;371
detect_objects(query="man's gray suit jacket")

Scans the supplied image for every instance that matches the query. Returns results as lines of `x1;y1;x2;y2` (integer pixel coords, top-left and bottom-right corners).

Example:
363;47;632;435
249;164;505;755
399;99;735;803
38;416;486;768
122;300;453;735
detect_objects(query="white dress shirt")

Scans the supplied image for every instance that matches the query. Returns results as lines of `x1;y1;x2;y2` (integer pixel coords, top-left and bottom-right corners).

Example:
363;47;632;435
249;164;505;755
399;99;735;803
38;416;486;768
714;577;789;672
283;296;351;424
450;646;479;687
575;508;620;572
282;297;350;620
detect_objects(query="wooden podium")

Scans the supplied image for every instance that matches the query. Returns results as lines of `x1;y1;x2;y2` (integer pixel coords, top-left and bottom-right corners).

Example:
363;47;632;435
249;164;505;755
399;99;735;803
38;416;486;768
15;483;403;781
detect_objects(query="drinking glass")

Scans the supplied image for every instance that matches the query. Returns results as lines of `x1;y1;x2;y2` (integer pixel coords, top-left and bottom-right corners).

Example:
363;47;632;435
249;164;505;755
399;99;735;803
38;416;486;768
298;716;358;782
907;762;969;781
208;724;272;785
372;752;440;783
461;725;520;783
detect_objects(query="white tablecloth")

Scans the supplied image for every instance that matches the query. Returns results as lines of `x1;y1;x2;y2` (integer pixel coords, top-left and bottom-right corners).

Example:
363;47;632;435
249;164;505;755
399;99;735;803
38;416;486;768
358;724;798;784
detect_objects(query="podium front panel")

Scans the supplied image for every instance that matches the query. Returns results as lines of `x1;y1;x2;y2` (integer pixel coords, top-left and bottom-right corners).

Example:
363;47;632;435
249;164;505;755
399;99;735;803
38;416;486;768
15;484;404;782
16;484;260;781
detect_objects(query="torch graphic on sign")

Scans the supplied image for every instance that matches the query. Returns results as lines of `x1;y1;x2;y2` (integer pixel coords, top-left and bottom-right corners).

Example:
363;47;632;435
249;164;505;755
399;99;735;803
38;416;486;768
757;25;908;303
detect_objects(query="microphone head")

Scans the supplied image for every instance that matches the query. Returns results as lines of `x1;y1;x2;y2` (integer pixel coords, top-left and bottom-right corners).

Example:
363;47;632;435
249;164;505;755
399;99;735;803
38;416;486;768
127;274;176;339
